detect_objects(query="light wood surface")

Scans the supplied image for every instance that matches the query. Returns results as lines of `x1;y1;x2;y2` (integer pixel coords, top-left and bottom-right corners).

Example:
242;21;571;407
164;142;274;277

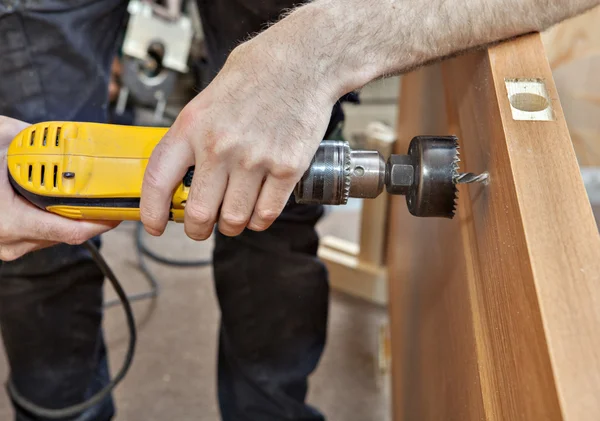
318;235;388;305
387;32;600;421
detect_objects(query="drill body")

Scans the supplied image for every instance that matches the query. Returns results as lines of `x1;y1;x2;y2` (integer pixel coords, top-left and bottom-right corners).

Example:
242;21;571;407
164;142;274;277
7;122;187;221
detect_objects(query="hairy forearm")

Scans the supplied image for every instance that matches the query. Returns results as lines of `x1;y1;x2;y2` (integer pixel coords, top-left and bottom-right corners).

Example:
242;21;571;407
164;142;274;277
246;0;600;99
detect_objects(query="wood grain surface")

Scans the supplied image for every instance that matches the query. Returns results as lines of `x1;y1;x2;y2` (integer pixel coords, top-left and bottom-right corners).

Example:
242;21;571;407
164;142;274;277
386;33;600;421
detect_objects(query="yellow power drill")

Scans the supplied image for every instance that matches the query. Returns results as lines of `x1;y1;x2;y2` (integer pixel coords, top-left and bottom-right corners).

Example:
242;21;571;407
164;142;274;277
7;121;479;221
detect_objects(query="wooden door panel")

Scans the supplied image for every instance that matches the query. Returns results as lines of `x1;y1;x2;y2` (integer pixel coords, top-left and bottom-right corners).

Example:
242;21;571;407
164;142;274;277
387;33;600;421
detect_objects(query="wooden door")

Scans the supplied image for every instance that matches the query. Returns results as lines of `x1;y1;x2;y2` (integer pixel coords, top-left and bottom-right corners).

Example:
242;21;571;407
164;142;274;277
386;33;600;421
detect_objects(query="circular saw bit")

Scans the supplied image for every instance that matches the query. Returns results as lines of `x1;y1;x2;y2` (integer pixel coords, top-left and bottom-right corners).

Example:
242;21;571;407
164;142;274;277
405;135;459;219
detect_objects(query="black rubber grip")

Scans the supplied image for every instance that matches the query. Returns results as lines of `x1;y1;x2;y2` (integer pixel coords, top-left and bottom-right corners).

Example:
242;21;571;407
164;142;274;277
183;166;194;187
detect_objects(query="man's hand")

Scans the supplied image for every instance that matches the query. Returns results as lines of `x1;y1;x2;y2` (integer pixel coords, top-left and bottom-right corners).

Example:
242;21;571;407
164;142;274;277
0;116;118;261
140;0;600;241
140;39;337;240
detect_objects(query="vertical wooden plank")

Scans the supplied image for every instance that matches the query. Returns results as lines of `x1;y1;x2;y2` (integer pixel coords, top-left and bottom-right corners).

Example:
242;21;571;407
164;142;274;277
441;41;564;421
481;33;600;420
387;33;600;421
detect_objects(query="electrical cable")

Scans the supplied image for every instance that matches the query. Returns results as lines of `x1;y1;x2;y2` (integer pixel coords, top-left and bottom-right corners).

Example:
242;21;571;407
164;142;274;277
6;222;212;418
6;240;137;419
134;221;211;267
103;222;211;308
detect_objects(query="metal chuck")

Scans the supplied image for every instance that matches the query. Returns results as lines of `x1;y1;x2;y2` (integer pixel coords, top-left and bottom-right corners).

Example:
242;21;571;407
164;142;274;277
294;135;486;218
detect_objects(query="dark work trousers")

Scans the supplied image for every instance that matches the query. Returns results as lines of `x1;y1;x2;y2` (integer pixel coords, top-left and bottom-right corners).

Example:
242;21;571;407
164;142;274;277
0;1;344;420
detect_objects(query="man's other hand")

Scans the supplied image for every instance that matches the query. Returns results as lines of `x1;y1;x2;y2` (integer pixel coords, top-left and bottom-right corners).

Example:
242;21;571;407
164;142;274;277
0;116;118;261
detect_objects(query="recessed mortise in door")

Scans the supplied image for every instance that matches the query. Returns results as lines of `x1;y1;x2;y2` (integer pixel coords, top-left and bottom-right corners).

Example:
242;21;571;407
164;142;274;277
505;78;553;121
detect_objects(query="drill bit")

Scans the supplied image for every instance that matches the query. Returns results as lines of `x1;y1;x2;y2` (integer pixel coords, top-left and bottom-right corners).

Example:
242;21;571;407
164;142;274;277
454;172;489;184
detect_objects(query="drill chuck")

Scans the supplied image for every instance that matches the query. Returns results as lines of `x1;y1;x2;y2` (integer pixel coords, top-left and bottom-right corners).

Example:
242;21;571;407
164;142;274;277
293;140;352;205
293;141;386;205
295;136;464;218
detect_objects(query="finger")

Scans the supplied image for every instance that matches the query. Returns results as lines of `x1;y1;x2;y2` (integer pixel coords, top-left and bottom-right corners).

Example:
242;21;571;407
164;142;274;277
140;134;194;236
184;162;228;241
0;116;29;145
0;240;57;262
15;198;118;244
218;170;264;237
247;176;296;232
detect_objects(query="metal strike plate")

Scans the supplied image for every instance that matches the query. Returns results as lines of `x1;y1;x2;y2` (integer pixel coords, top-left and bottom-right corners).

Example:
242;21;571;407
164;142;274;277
505;78;554;121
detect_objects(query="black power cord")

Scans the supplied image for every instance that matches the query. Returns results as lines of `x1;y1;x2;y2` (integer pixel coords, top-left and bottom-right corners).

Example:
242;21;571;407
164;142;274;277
6;222;212;418
6;240;137;419
103;222;211;308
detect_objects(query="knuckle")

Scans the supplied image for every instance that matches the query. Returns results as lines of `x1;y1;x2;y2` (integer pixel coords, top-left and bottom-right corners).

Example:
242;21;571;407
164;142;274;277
209;135;236;160
184;224;211;241
140;201;167;232
239;154;269;172
256;208;279;224
270;162;303;180
220;212;248;228
140;206;162;224
249;209;279;231
185;204;215;227
143;164;166;192
218;224;243;237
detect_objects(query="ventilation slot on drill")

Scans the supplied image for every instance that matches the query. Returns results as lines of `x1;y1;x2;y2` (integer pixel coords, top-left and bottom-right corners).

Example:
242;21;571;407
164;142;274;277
42;127;48;146
28;165;32;182
55;127;61;146
53;165;58;188
29;130;35;146
40;165;45;186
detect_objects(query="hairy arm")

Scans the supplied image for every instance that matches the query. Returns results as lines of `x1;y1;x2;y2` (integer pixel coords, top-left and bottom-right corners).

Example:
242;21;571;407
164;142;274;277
254;0;600;99
140;0;599;240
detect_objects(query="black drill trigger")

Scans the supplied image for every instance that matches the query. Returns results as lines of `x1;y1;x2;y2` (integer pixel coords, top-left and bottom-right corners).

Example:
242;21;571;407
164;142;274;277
183;166;194;187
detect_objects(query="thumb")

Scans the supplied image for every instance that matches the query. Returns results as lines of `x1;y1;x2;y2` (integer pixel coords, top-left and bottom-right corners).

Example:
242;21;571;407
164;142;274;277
16;198;119;244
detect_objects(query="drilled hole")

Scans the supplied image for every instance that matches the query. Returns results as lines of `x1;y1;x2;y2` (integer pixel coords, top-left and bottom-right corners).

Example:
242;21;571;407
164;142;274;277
509;93;549;113
42;127;48;146
53;165;58;188
40;165;45;186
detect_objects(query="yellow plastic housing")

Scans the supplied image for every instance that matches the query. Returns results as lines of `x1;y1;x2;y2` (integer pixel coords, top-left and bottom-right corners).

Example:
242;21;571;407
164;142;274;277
7;121;188;221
